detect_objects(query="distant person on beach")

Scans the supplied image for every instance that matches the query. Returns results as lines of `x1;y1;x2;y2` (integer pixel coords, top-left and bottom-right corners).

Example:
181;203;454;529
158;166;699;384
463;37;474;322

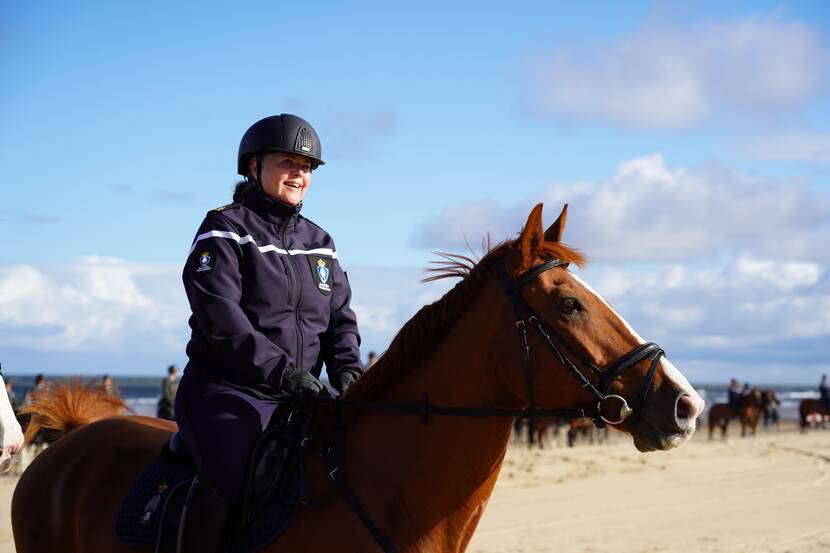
102;374;120;397
727;378;742;415
174;114;364;552
762;390;780;430
5;378;18;415
820;374;830;410
157;365;179;420
21;374;48;441
22;374;48;406
366;351;378;369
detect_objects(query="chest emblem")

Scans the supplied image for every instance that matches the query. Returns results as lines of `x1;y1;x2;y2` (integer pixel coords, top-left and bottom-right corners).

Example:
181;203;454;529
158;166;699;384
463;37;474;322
316;259;331;291
307;255;332;295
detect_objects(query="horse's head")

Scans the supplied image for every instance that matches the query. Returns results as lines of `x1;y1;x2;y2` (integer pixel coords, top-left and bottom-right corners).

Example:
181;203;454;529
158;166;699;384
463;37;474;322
494;203;704;452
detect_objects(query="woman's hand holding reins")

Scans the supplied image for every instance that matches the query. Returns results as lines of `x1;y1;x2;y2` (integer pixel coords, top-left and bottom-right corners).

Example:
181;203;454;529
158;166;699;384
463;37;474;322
333;367;362;395
280;366;327;398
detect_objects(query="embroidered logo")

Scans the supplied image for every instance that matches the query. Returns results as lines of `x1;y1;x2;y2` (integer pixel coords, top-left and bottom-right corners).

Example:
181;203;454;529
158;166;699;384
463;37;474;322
307;255;332;295
316;259;331;291
196;251;214;274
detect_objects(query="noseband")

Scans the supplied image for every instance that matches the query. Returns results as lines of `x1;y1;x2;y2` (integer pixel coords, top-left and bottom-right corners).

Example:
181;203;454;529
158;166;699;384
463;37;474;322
496;258;664;427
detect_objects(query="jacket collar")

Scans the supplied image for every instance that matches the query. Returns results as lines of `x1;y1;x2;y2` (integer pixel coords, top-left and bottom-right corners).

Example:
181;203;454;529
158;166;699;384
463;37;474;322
245;185;303;225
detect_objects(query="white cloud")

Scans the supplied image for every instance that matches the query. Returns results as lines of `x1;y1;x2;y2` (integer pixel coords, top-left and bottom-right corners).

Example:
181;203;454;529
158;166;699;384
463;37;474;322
412;154;830;382
415;153;830;263
736;256;821;290
527;16;828;129
578;257;829;346
0;258;186;351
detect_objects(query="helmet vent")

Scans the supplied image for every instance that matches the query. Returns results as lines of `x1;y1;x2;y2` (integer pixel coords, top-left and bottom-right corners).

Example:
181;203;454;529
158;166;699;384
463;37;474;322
295;127;313;153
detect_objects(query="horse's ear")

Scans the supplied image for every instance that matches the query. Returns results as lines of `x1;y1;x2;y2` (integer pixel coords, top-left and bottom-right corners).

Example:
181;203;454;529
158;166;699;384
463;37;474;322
519;203;545;265
544;203;568;243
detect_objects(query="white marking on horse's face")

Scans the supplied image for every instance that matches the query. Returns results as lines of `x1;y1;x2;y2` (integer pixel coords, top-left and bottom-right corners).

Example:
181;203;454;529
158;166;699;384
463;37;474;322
569;273;705;424
0;376;24;469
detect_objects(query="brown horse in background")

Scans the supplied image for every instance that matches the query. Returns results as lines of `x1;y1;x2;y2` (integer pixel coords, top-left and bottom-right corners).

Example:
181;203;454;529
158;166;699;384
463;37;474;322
798;399;829;430
708;388;762;439
533;417;609;448
12;204;705;553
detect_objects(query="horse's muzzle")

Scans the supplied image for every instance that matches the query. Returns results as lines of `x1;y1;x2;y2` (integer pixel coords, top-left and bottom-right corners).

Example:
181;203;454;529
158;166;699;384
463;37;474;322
632;387;705;452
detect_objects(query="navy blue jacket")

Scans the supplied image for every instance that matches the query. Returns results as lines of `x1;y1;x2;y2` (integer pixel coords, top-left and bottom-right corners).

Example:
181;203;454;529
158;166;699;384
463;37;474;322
181;187;362;396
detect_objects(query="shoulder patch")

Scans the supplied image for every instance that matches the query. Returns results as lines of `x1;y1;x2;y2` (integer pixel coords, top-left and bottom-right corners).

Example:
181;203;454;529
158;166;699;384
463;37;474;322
210;202;241;213
194;250;216;275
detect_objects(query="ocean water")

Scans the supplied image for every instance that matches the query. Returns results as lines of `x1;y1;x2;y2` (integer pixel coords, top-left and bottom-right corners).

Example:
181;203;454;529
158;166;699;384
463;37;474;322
5;375;823;421
7;376;164;418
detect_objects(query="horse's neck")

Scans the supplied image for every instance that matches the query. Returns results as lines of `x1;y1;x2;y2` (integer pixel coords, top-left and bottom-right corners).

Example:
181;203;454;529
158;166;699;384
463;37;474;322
346;285;519;552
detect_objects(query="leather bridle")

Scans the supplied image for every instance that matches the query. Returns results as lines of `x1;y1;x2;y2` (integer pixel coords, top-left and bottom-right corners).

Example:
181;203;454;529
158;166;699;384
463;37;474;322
496;258;665;428
304;257;668;553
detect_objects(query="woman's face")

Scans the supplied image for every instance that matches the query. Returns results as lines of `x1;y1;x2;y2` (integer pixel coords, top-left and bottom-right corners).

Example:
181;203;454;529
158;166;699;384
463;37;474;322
252;152;314;206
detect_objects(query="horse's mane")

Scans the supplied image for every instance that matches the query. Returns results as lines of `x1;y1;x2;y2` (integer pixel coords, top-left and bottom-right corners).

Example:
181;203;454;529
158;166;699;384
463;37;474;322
345;238;584;403
19;379;127;444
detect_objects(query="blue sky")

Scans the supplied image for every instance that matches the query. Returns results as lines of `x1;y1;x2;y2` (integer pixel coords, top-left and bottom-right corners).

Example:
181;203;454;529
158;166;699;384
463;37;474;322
1;1;829;384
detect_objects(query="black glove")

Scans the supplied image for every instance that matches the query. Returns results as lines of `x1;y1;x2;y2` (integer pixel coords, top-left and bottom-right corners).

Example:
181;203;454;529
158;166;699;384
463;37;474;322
333;368;362;394
280;366;326;399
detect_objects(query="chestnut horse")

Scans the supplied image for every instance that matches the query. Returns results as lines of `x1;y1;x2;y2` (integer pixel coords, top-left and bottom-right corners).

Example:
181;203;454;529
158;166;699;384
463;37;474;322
798;399;829;430
12;204;705;553
708;388;762;439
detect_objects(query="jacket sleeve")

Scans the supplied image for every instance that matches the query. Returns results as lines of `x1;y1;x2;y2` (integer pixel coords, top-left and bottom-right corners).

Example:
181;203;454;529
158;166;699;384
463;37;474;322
183;212;294;389
321;248;363;381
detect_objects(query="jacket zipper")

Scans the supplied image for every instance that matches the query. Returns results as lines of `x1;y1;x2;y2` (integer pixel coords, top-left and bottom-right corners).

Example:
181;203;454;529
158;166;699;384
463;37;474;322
281;218;304;370
280;256;292;305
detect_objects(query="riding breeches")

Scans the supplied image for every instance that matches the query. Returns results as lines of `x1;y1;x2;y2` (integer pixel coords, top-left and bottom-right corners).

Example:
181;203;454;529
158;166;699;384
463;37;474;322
175;380;280;507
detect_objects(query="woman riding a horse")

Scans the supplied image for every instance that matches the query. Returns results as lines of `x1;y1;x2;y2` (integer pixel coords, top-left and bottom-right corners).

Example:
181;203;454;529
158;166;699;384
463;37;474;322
175;114;364;552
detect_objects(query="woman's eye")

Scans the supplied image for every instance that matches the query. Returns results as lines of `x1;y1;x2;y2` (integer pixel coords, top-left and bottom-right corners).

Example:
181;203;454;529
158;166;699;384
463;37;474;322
560;298;580;314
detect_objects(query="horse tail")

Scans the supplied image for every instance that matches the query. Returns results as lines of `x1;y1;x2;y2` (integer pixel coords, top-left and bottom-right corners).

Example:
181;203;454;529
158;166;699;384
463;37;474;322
18;378;127;445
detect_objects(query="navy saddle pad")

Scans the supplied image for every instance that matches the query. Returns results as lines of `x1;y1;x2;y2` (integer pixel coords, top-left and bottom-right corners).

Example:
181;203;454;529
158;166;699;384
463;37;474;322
115;456;303;553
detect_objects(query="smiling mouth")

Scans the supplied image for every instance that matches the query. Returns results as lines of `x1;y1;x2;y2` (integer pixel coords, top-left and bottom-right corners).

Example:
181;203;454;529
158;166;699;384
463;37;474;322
284;182;302;190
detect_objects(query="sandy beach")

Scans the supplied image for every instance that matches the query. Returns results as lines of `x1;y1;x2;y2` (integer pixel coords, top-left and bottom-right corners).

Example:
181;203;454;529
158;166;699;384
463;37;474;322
0;425;828;552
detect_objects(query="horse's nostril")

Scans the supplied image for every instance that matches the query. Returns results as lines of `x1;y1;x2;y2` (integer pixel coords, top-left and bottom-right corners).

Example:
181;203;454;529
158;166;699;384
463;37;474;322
675;394;697;425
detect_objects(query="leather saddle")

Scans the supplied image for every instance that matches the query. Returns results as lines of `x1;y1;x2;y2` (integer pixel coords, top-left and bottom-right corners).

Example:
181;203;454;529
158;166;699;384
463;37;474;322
162;405;305;527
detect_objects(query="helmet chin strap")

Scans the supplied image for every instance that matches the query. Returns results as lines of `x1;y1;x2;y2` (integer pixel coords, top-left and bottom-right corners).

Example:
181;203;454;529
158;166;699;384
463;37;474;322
253;153;265;192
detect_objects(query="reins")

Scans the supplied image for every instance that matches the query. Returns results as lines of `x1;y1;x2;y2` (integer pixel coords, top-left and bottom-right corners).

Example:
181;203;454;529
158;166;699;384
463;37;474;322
295;257;666;553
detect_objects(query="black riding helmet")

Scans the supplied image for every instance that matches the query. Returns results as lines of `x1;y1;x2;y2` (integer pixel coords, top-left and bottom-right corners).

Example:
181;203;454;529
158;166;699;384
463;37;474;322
237;114;325;177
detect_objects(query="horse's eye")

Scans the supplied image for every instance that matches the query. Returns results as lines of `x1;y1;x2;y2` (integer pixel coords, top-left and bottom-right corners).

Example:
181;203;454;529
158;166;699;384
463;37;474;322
560;298;581;315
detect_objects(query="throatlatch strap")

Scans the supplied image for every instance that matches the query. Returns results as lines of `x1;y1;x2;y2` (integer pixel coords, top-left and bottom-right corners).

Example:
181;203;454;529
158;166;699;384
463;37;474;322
496;263;536;413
